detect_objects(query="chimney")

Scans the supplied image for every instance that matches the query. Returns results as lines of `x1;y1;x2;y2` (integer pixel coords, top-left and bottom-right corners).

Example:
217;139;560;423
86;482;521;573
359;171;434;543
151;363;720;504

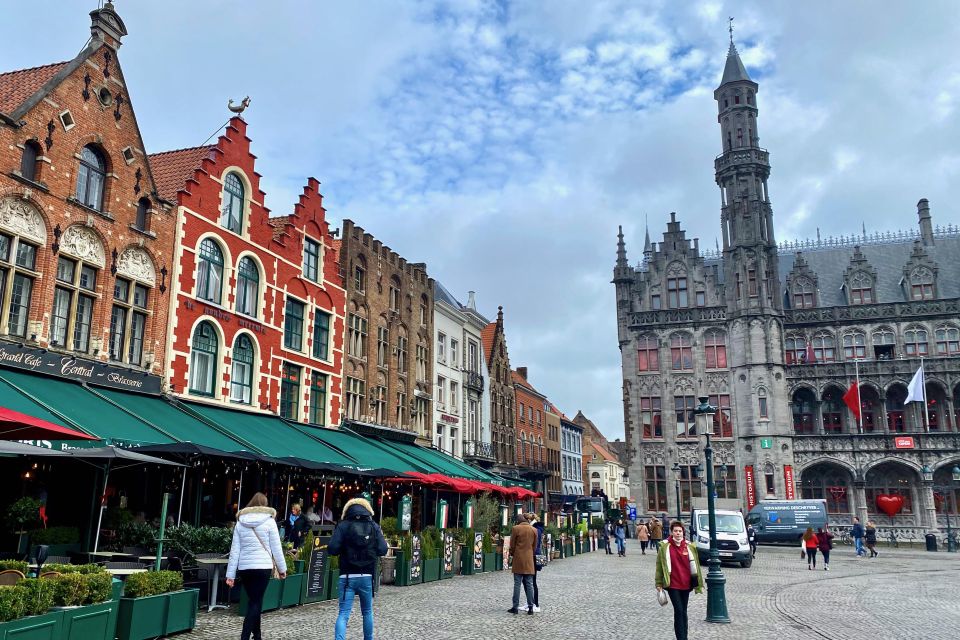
917;198;934;246
517;367;527;380
90;1;128;49
467;291;476;310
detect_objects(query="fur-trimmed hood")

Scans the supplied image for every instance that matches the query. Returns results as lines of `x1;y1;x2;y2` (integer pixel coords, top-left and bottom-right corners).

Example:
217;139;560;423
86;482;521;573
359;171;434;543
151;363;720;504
342;497;374;520
237;505;277;529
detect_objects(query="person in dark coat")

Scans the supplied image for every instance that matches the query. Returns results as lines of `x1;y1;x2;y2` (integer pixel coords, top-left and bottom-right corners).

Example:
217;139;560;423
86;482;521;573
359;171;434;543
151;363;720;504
526;513;545;612
746;523;757;558
865;521;879;558
602;519;613;554
508;514;537;615
285;503;309;549
817;527;834;570
328;497;388;640
851;517;866;557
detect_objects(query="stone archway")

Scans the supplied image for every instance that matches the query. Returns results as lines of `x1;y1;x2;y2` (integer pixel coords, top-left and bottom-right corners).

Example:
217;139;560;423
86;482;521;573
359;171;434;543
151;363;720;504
864;461;920;526
800;462;855;521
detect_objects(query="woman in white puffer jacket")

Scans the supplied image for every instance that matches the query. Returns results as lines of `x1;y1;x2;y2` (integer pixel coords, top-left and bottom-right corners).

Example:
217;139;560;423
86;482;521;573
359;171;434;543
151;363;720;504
225;493;286;640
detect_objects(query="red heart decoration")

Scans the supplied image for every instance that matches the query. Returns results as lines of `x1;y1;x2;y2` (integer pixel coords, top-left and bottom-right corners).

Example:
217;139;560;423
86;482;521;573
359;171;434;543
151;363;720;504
876;494;904;517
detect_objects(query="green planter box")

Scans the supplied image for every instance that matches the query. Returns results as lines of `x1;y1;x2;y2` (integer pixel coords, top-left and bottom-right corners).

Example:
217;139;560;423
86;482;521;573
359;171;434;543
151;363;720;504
459;547;474;576
482;552;496;572
111;578;124;601
574;539;582;554
327;568;340;600
238;578;282;615
280;574;305;607
117;589;199;640
394;550;410;586
423;558;440;583
495;553;503;571
0;610;62;640
61;600;119;640
563;543;573;558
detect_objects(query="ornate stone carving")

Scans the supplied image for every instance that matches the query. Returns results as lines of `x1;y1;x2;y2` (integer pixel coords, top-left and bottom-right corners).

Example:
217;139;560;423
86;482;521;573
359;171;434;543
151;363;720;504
0;197;46;244
116;247;156;285
59;225;105;266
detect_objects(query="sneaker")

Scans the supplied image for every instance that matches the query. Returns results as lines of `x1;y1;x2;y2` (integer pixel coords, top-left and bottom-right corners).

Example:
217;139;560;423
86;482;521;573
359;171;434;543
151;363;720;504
824;566;829;571
808;566;812;570
532;605;541;612
507;608;518;615
527;607;534;615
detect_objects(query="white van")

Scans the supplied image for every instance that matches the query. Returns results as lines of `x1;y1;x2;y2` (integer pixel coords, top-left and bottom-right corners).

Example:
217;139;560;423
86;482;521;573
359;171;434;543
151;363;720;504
689;508;752;568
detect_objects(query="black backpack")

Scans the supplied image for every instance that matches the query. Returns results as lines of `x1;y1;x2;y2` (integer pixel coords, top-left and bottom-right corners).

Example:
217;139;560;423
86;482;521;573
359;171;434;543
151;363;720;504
342;518;378;572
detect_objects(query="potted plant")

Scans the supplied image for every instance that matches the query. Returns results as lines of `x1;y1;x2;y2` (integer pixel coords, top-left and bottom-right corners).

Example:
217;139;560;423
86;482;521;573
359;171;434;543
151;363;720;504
378;519;398;584
49;570;117;640
421;527;441;583
0;576;57;638
28;526;81;556
116;570;198;640
278;543;305;608
454;528;474;576
326;555;340;600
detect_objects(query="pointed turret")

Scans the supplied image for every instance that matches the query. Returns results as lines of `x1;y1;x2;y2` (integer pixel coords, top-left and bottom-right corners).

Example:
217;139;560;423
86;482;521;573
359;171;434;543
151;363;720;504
720;40;751;86
616;225;628;268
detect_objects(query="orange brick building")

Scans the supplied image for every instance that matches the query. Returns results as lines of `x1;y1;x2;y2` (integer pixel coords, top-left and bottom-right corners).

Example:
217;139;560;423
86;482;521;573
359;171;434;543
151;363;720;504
0;4;171;386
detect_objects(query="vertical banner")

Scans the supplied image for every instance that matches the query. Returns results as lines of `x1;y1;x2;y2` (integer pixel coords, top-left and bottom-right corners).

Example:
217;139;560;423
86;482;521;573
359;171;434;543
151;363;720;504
410;534;422;580
784;465;796;500
473;531;483;570
400;494;412;531
442;532;455;574
463;498;474;528
515;503;523;520
500;504;509;527
744;465;757;510
436;499;449;529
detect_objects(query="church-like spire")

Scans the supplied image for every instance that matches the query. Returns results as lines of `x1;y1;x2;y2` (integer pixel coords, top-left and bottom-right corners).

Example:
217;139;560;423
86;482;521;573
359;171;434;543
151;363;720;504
719;17;751;86
616;225;628;268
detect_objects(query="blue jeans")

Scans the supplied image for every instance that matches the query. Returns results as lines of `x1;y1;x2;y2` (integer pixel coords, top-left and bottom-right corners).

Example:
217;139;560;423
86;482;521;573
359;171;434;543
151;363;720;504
335;576;373;640
854;537;864;556
615;537;625;554
512;573;534;610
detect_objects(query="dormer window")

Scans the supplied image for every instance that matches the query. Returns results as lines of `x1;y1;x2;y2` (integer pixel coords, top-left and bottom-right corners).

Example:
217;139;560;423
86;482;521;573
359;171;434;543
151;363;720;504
667;276;688;308
220;172;244;234
849;272;874;305
910;267;934;300
75;145;106;211
792;278;816;309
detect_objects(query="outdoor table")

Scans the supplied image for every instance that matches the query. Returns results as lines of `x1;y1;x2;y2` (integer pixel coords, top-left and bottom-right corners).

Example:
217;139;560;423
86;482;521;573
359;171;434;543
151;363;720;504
139;555;168;563
196;557;230;612
106;568;147;577
86;551;115;562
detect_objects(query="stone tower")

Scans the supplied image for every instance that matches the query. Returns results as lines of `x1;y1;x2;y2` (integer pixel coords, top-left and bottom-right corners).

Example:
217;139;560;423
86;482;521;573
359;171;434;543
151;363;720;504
715;37;794;498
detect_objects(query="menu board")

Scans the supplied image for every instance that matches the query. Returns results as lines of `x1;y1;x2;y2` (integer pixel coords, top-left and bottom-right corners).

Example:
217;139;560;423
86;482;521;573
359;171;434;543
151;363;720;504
409;534;422;581
443;532;455;574
473;531;483;570
304;536;328;603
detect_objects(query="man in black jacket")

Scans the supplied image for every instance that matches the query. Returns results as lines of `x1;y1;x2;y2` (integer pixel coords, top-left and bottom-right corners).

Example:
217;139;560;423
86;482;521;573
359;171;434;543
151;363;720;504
328;497;388;640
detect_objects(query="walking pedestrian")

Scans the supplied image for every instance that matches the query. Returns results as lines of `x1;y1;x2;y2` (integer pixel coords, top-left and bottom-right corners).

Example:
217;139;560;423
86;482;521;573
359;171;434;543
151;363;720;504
746;522;757;558
851;517;866;557
603;520;613;555
328;496;388;640
637;520;650;554
802;527;819;570
225;492;286;640
525;513;545;612
650;516;663;548
865;521;879;558
817;526;834;571
655;521;704;640
508;514;537;615
614;519;627;557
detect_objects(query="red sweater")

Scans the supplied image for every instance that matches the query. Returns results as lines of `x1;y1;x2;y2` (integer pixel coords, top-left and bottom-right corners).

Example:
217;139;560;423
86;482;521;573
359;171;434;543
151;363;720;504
804;534;819;549
669;541;692;590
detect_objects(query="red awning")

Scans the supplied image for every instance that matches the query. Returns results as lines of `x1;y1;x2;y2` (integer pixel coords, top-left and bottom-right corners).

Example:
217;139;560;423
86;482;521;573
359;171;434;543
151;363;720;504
0;407;95;441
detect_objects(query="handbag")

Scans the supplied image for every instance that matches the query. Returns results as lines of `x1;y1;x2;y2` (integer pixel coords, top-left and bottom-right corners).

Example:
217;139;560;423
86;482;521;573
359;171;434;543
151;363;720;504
657;589;669;607
534;552;548;570
252;528;283;579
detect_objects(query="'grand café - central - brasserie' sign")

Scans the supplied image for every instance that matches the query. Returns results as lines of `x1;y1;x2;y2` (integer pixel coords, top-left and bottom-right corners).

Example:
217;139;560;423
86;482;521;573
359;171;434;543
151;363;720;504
0;339;162;394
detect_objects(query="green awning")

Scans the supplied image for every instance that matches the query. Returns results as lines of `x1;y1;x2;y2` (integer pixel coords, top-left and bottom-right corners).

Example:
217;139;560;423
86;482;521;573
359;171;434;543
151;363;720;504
92;388;258;455
377;439;487;479
0;373;84;433
0;369;171;446
299;425;423;473
184;402;356;467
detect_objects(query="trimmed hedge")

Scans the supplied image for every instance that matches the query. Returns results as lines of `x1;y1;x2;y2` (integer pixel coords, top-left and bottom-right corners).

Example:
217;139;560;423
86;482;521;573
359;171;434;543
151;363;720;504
122;571;183;599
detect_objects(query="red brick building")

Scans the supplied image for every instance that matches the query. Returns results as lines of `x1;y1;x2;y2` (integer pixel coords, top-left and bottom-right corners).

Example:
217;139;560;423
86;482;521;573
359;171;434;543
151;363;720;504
512;367;552;496
0;4;173;378
150;117;344;426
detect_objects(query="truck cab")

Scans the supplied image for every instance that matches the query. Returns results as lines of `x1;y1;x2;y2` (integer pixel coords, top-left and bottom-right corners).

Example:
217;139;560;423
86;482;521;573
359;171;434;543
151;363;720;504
689;508;752;568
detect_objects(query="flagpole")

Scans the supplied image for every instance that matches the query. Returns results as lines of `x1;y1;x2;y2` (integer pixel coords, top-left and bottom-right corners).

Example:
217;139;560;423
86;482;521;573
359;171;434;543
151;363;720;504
855;359;863;434
920;358;929;432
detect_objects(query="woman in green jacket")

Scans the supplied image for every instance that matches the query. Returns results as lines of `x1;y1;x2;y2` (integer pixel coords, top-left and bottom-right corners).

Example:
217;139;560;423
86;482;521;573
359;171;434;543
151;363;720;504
655;521;704;640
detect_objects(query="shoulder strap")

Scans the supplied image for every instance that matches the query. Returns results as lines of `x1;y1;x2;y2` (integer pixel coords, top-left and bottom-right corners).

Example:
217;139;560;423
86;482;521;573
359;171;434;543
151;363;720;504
252;527;281;574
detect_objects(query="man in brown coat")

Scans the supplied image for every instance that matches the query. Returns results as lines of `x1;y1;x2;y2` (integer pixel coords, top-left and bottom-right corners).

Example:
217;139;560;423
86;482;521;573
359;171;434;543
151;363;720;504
508;515;537;615
650;516;663;548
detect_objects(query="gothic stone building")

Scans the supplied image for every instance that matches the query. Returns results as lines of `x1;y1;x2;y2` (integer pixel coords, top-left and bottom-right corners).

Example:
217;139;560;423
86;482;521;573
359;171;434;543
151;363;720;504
615;40;960;537
481;306;517;473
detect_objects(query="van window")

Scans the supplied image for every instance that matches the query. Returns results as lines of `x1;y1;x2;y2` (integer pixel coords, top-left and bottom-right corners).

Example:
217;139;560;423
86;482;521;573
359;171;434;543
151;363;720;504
696;513;744;534
576;497;603;513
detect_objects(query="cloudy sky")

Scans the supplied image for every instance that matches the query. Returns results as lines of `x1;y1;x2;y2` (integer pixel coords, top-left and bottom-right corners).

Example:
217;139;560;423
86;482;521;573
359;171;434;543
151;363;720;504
3;1;958;439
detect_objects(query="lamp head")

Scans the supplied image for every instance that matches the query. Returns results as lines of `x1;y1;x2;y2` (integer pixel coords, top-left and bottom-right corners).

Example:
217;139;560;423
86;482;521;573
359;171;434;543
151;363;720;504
952;466;960;483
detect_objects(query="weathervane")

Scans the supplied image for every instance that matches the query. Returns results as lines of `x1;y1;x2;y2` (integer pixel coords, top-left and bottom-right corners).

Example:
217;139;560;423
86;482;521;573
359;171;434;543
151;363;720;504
228;96;251;115
729;16;734;44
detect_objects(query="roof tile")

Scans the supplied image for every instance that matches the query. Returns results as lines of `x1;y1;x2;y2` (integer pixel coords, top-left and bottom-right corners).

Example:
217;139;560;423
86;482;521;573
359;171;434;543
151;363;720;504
0;61;70;115
148;146;213;202
481;321;497;362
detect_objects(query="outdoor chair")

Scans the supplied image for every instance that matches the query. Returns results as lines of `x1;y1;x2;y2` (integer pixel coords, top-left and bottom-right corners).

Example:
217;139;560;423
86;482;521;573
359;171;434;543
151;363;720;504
45;555;71;565
68;551;89;565
168;555;209;605
122;546;149;557
0;570;25;585
38;571;61;579
110;553;137;563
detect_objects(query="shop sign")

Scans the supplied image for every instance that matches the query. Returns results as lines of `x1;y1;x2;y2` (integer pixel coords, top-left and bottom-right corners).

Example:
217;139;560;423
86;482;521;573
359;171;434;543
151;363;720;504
784;465;795;500
745;465;757;510
760;438;773;449
443;532;455;573
894;436;915;449
0;339;162;394
473;531;483;570
303;536;328;603
409;534;422;581
399;495;412;531
440;414;459;424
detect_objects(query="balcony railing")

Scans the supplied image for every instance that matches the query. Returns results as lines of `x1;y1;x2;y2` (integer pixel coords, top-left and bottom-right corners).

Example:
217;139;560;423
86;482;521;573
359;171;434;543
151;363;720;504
463;440;495;461
464;370;484;393
784;298;960;325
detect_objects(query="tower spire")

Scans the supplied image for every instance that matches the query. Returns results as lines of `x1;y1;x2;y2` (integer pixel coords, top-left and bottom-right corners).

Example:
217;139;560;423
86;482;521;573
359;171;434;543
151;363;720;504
616;225;628;268
729;16;734;46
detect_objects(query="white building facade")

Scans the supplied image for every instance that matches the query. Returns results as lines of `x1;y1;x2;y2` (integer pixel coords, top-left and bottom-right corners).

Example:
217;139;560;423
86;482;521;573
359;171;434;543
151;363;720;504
561;418;584;495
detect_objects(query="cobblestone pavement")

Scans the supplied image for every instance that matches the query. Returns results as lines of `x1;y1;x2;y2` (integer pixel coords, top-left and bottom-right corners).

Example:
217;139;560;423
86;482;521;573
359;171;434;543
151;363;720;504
189;540;960;639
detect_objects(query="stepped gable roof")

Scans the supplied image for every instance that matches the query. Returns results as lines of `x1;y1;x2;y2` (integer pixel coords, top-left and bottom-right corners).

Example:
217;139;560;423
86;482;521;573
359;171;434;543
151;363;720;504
0;61;70;114
778;233;960;307
481;321;497;362
148;146;213;202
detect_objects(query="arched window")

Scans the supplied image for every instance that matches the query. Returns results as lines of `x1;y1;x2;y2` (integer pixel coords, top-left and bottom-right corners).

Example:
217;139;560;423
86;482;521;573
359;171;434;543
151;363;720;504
20;140;41;182
135;198;150;232
189;321;218;396
843;332;866;360
792;388;816;434
230;334;255;404
637;335;659;371
800;464;851;514
389;276;401;312
75;145;106;210
221;173;244;234
885;384;908;432
904;327;928;357
822;387;844;433
757;387;768;419
866;463;914;514
812;332;835;362
670;333;693;370
910;268;934;301
785;335;807;364
704;330;727;369
235;257;259;317
792;278;816;309
935;326;959;356
849;272;874;305
872;328;896;360
196;239;224;303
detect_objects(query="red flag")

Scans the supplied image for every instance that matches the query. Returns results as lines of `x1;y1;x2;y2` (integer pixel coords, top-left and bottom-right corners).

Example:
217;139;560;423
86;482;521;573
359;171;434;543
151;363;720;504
806;341;817;364
843;382;861;420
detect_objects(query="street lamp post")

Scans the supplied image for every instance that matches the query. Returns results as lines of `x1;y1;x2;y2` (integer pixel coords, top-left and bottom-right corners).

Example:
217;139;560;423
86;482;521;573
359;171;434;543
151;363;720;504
694;396;730;624
925;465;960;552
672;462;682;524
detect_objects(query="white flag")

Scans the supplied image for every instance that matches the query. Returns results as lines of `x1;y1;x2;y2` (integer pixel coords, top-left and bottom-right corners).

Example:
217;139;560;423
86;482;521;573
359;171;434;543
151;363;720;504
905;365;925;403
